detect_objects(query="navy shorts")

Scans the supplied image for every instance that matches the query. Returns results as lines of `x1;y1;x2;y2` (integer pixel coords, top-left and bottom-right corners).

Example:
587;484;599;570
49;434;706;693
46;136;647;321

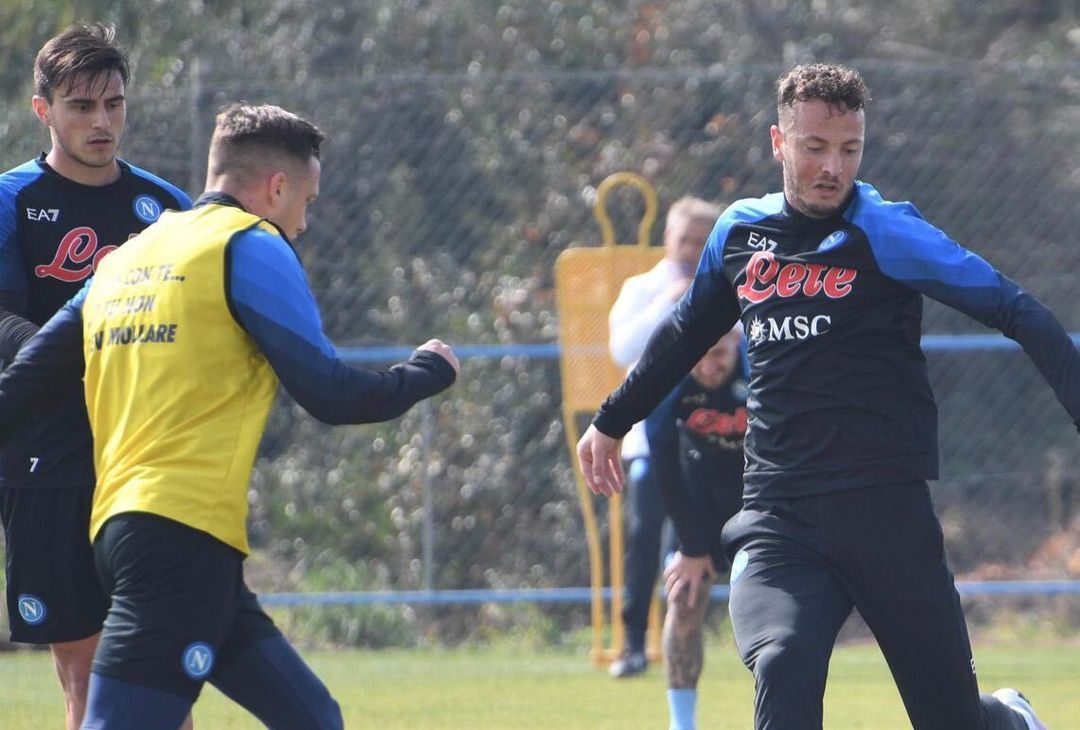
0;485;108;643
92;512;280;701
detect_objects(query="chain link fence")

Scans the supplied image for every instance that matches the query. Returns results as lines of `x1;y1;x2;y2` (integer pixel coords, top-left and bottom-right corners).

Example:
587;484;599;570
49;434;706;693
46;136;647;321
2;59;1078;644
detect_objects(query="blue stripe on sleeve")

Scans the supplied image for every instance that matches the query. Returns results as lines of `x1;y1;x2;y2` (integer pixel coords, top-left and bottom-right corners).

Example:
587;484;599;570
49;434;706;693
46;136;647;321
855;181;1080;425
853;182;1007;325
125;163;193;211
0;163;44;295
695;193;785;280
227;228;344;412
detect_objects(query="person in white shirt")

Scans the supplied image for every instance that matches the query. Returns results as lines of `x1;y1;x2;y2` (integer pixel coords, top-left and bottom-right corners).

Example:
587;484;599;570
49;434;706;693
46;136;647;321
606;196;723;678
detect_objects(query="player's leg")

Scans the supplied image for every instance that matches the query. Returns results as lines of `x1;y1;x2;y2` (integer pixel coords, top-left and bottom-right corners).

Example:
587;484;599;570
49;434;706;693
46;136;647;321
613;456;664;677
837;482;1029;730
722;503;853;730
209;579;343;729
83;512;246;729
663;570;712;730
1;486;109;730
51;633;99;729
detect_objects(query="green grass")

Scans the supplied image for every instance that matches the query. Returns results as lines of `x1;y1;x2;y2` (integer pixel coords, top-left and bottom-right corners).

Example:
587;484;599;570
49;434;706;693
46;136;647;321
2;639;1077;728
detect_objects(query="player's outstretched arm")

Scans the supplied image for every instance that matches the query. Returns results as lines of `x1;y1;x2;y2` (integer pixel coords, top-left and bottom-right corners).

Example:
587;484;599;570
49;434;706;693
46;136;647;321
227;229;458;425
576;424;624;497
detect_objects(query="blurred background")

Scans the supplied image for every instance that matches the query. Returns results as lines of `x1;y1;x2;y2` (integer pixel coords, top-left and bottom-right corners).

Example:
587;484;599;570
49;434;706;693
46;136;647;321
0;1;1077;648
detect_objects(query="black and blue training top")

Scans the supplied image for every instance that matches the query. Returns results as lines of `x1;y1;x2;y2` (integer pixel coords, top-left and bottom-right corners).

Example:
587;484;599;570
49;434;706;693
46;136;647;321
0;154;190;489
594;181;1080;500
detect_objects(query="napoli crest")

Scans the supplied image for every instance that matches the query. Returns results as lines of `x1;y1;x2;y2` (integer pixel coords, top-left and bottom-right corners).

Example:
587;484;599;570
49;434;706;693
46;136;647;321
133;194;164;224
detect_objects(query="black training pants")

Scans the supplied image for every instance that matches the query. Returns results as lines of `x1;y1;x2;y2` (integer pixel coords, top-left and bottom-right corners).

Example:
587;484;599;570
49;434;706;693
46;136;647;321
721;481;1025;730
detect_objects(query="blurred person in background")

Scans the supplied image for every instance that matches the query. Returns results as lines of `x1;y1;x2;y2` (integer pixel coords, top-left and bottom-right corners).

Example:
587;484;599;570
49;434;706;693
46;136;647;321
578;63;1076;729
606;195;723;678
0;102;459;729
0;22;191;730
648;325;747;730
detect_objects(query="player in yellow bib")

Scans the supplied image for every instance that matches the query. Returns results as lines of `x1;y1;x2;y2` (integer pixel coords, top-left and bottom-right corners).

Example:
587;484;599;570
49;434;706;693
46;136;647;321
0;103;459;729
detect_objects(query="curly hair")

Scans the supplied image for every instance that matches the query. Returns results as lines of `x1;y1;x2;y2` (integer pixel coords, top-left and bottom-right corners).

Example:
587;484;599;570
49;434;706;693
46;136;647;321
776;63;870;118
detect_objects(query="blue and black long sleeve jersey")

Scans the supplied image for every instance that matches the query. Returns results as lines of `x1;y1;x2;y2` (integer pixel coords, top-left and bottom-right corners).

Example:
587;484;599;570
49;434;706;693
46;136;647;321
646;370;747;557
595;181;1080;500
0;154;191;488
0;193;456;448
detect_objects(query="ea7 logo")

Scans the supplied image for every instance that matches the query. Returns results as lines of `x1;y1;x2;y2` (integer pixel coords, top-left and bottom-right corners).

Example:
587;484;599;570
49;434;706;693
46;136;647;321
747;231;778;252
26;208;59;222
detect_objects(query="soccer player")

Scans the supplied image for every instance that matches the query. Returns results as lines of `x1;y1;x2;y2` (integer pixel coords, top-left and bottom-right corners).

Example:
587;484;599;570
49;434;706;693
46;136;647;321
647;326;747;730
0;23;191;730
577;63;1076;729
607;195;721;678
0;102;459;729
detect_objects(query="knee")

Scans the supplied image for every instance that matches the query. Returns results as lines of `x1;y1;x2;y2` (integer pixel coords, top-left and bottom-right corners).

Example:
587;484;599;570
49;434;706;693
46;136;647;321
666;597;705;638
745;633;813;687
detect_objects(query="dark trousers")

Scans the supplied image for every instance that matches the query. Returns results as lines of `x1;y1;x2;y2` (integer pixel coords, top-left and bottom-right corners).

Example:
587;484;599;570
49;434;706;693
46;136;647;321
721;482;1025;730
621;457;674;652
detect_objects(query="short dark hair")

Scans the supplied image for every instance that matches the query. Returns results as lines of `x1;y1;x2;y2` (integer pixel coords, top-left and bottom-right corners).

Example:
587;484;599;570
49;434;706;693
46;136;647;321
34;22;129;102
208;103;324;179
777;63;870;118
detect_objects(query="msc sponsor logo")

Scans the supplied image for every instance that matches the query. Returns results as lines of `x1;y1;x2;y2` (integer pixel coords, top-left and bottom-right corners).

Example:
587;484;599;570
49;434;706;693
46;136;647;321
35;227;117;282
133;194;163;224
747;314;832;346
737;251;857;304
17;594;47;625
182;642;215;679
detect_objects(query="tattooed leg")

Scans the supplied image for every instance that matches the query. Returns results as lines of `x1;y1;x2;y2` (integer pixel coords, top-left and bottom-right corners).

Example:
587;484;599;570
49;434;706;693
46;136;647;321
664;574;713;689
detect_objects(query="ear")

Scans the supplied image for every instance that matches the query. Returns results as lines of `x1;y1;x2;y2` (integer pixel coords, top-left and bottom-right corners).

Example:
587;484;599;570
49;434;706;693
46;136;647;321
769;124;784;163
266;170;288;209
31;96;51;127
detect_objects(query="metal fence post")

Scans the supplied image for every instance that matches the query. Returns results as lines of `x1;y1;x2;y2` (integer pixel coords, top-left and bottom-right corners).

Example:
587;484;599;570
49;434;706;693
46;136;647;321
421;399;435;591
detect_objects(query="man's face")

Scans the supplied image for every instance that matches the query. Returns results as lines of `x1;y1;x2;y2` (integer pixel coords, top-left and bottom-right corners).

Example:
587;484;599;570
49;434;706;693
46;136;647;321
271;156;321;240
663;214;711;277
770;99;864;218
691;329;741;389
33;70;126;175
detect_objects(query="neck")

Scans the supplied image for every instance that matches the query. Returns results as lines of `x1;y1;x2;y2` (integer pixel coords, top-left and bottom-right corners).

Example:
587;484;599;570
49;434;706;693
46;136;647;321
46;149;121;186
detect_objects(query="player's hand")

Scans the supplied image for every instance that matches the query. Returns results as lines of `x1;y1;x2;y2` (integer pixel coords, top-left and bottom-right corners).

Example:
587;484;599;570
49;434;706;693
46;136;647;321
576;424;624;497
418;339;460;375
664;552;717;609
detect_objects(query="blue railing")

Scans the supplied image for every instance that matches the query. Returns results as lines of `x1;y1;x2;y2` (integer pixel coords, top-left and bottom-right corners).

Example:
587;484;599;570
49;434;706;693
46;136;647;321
338;333;1080;363
260;580;1080;607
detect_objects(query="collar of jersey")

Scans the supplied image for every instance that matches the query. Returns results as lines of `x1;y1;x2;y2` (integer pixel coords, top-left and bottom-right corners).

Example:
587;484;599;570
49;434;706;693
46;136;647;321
195;190;246;211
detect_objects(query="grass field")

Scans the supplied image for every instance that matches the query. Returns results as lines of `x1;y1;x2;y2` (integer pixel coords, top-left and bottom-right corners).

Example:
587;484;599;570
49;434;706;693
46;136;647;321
2;638;1077;729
